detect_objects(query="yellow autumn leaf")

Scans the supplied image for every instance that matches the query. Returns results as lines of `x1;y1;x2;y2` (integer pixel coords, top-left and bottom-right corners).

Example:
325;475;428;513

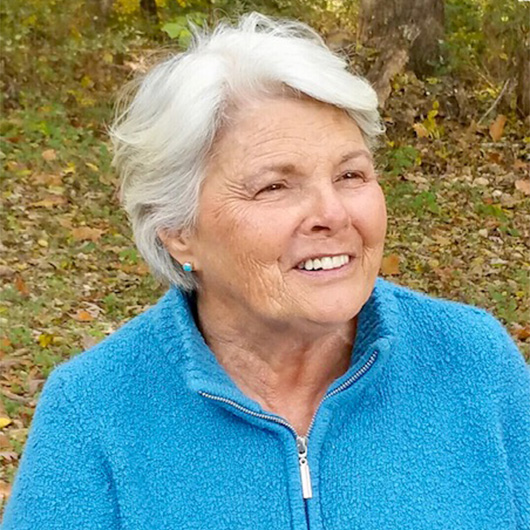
0;418;12;429
71;226;105;242
489;115;507;142
381;254;400;275
38;333;53;348
72;309;95;322
413;123;429;138
80;75;94;89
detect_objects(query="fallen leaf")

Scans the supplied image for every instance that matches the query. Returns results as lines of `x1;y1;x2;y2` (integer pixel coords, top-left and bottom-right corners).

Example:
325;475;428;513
119;263;150;275
136;263;150;275
28;378;45;395
81;334;99;350
6;161;24;172
14;275;29;296
489;115;507;142
72;309;95;322
37;239;49;248
33;173;62;186
434;235;451;246
31;195;67;208
71;227;104;242
413;123;429;138
0;418;12;429
0;266;15;277
41;149;57;161
0;451;18;462
58;216;73;229
38;333;54;348
0;434;10;448
513;325;530;341
465;120;479;136
0;481;12;500
487;152;502;164
381;254;400;275
513;160;528;171
515;179;530;195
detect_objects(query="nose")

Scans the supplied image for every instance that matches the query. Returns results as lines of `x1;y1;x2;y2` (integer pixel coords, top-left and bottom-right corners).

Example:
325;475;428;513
298;182;350;236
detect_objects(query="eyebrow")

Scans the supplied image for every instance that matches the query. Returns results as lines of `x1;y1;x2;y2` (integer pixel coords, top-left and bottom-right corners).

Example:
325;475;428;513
245;149;373;186
339;149;374;164
245;163;298;187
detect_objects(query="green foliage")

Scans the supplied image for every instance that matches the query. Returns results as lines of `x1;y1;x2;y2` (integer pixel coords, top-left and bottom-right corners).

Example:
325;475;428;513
442;0;529;81
162;11;208;47
412;191;441;215
476;202;508;221
383;145;421;177
119;248;139;265
488;286;519;323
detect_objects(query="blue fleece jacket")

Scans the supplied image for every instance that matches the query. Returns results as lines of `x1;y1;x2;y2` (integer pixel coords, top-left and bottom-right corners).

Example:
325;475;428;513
2;278;530;530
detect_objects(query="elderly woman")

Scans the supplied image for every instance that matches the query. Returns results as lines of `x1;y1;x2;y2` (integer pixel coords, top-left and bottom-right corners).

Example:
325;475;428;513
3;13;530;530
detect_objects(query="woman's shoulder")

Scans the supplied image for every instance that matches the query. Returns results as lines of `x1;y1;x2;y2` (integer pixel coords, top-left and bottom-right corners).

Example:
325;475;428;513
376;278;528;397
375;277;522;358
378;277;504;328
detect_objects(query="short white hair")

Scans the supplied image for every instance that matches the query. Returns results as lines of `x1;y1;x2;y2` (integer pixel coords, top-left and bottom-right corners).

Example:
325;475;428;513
110;12;383;291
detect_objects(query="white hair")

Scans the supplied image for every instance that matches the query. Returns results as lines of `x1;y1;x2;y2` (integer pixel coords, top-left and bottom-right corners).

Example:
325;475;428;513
110;12;383;291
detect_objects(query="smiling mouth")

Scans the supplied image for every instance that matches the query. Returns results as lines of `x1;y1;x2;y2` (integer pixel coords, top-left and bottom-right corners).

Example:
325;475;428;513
296;254;351;272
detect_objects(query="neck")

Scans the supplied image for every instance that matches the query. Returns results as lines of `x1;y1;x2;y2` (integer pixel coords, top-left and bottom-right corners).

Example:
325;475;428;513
195;293;356;436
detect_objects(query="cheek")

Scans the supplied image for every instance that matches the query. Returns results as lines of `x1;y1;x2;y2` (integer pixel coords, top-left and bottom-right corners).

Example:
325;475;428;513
197;198;294;267
350;186;387;245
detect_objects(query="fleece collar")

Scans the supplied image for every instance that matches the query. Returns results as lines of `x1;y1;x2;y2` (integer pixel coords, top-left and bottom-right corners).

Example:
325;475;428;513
155;277;399;411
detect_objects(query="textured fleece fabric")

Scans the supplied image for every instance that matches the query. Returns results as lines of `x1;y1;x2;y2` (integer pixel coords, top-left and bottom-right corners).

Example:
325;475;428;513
2;278;530;530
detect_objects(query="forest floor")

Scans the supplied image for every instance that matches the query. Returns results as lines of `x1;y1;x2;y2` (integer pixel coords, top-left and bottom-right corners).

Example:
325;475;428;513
1;19;529;505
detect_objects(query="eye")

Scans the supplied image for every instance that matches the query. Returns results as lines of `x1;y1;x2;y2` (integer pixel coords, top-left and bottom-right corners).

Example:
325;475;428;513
257;182;286;195
340;170;365;181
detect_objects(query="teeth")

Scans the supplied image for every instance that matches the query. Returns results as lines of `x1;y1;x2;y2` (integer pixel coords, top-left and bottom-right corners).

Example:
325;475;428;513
303;259;313;270
299;254;350;271
332;256;342;268
322;257;333;270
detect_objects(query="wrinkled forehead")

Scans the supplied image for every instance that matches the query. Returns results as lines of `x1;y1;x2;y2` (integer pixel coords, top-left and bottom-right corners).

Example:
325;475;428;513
206;94;369;173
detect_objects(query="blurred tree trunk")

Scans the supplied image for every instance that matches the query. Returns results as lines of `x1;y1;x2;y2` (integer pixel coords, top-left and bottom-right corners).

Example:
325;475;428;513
87;0;114;26
360;0;444;106
516;33;530;119
140;0;158;23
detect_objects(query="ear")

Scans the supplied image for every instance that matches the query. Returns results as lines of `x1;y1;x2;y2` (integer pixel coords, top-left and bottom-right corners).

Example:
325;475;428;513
158;227;200;270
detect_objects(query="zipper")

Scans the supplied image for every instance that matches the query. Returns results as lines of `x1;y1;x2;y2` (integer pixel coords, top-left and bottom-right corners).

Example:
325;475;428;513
296;435;312;499
199;350;378;502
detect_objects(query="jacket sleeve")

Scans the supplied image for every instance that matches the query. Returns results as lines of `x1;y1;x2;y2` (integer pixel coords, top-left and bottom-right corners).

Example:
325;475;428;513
1;367;120;529
490;316;530;530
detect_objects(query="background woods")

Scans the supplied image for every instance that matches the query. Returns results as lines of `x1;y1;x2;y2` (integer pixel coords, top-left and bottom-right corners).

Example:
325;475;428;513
1;0;529;510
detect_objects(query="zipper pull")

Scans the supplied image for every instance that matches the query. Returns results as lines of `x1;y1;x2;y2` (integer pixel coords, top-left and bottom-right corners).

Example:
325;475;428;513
296;436;313;499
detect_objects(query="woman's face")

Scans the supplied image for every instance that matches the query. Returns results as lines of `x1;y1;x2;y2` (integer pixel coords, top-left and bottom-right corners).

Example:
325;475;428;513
168;96;387;330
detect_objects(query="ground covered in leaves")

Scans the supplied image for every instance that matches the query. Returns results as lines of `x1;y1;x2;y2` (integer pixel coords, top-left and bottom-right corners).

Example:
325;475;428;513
1;17;529;508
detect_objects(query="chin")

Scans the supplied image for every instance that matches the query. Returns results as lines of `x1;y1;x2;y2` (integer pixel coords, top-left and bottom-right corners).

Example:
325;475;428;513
301;298;365;327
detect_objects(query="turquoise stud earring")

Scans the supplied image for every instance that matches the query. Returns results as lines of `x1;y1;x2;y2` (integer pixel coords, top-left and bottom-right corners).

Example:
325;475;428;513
182;262;193;273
